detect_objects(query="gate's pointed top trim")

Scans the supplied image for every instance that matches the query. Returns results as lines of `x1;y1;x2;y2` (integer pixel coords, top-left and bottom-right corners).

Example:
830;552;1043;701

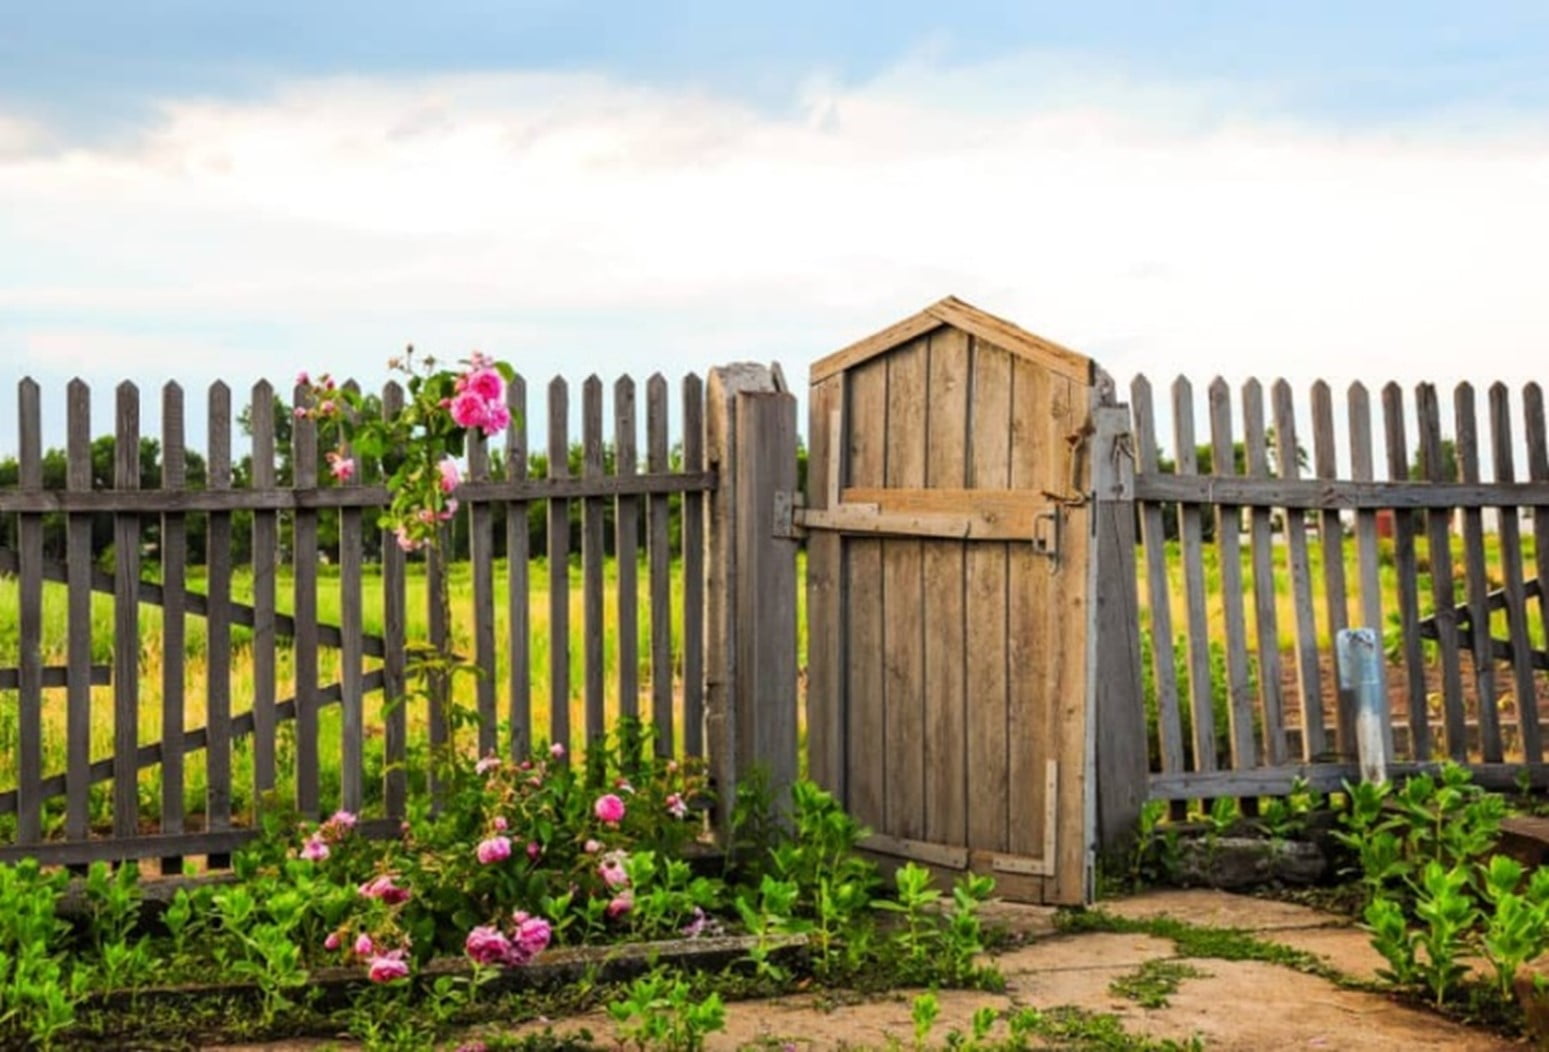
811;295;1093;386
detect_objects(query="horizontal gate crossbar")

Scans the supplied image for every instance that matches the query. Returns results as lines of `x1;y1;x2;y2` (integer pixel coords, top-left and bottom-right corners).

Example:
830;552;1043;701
0;669;384;815
0;548;387;659
1134;474;1549;510
0;470;716;514
796;487;1061;541
1150;761;1549;799
0;665;111;689
0;817;404;867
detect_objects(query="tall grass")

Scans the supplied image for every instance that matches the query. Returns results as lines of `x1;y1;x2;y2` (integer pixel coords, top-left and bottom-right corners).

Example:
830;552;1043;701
0;555;809;831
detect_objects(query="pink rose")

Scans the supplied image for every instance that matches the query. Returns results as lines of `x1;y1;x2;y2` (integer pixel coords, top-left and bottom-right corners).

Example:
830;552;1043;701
476;755;501;775
367;950;409;983
550;742;566;760
449;390;490;430
594;793;626;825
394;526;418;552
359;874;411;905
512;911;552;960
666;793;688;820
493;815;508;832
300;833;330;862
606;892;633;919
353;933;374;957
328;809;357;830
584;838;603;854
477;835;512;865
293;406;308;419
465;925;514;966
326;452;356;482
324;931;342;950
480;400;511;437
598;852;630;889
296;371;310;386
526;840;541;861
437;457;460;494
462;367;505;405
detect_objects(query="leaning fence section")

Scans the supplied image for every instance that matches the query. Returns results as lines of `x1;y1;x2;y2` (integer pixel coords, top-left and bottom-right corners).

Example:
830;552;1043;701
1125;375;1549;810
0;372;718;868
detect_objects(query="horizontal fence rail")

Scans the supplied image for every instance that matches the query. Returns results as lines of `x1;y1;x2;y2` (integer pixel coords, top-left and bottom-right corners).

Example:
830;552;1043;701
1126;375;1549;810
0;370;730;867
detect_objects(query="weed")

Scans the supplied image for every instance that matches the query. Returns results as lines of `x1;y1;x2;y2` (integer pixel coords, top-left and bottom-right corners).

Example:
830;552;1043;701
1109;959;1208;1009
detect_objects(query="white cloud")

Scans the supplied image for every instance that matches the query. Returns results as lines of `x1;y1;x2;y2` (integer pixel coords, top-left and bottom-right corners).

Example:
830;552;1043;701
3;56;1549;436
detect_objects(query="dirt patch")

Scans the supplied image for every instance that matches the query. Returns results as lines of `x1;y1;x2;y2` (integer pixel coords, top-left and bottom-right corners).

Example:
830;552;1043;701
1101;887;1345;932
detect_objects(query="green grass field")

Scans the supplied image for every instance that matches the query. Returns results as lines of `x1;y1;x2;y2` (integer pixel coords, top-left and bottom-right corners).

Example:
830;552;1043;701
0;555;809;831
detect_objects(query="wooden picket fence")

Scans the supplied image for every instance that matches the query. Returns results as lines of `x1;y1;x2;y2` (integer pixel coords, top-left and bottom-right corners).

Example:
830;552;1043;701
1101;375;1549;820
0;366;799;867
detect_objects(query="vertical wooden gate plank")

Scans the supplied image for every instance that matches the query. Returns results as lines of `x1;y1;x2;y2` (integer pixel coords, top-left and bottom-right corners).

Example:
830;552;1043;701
1382;383;1429;760
922;327;968;847
1490;383;1540;761
65;381;93;842
1008;355;1054;867
845;358;889;832
159;383;187;864
504;376;531;760
1312;381;1354;756
113;382;142;837
249;382;278;801
647;374;673;756
206;382;233;847
1347;383;1391;759
682;375;706;759
338;383;366;810
1417;383;1468;760
468;422;498;758
1273;379;1325;760
1455;383;1501;760
582;377;606;750
1209;379;1257;771
882;337;927;839
1242;380;1287;765
17;378;43;844
966;341;1011;853
614;377;640;726
1130;375;1184;775
1526;385;1549;659
1173;378;1217;775
547;378;571;752
292;380;320;818
381;383;408;816
806;373;845;797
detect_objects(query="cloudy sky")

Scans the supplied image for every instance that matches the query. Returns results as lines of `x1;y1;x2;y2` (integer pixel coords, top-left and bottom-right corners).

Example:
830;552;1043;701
3;2;1548;455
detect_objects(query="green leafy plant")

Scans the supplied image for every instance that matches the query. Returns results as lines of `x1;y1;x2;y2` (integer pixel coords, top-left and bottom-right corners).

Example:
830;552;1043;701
606;969;725;1051
910;990;940;1048
0;860;82;1050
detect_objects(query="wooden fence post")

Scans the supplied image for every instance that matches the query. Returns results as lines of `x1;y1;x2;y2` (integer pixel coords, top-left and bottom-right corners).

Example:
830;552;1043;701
1089;394;1148;856
706;364;799;835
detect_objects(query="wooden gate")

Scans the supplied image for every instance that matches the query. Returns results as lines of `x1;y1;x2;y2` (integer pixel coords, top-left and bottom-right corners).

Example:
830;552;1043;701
800;297;1110;904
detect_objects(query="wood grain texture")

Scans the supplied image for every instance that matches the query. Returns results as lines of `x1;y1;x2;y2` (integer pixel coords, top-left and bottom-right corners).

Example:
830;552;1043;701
1209;378;1257;770
1274;380;1325;760
1383;383;1429;761
922;327;969;847
250;382;278;800
582;376;606;749
382;383;408;816
547;378;571;751
17;378;43;843
338;384;366;812
682;375;706;758
1490;383;1540;761
805;374;845;797
647;374;673;756
206;383;234;837
292;382;320;817
468;424;498;757
965;340;1012;854
504;375;531;760
1242;380;1286;765
881;337;927;839
65;380;93;841
1131;376;1184;775
1417;383;1468;760
614;377;640;724
1173;378;1217;771
1454;384;1501;760
845;357;889;833
113;382;142;837
1312;382;1353;756
1347;383;1392;760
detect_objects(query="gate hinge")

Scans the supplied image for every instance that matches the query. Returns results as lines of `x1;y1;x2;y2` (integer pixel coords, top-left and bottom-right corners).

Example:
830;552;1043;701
773;490;807;540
